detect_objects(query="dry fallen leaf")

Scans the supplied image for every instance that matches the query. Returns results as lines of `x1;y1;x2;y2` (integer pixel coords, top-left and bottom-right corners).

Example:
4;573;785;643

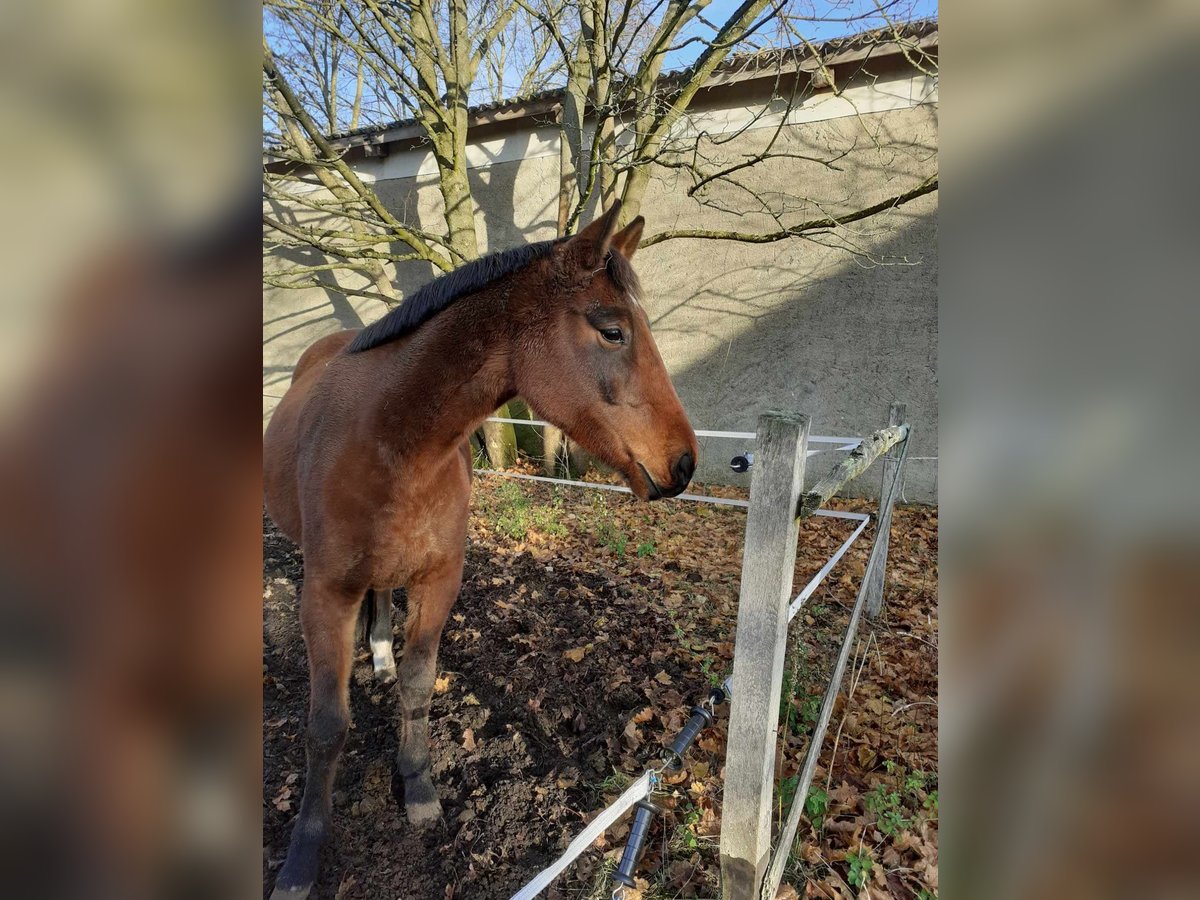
622;720;643;751
263;476;940;899
462;727;477;753
334;874;358;900
272;784;293;811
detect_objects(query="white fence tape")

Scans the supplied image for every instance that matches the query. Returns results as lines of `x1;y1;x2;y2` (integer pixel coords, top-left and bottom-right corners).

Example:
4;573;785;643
475;469;752;507
485;417;862;447
509;770;655;900
483;446;875;899
788;512;871;621
717;510;870;700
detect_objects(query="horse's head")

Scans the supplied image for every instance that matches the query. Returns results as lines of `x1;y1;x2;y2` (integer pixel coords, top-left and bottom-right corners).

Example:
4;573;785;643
513;203;699;501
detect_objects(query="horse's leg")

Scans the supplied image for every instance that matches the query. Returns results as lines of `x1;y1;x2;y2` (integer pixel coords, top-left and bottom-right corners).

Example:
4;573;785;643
394;564;461;825
368;588;396;684
271;581;359;900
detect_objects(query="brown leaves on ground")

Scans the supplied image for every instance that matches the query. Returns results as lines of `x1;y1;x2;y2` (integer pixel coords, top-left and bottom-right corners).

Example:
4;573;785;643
263;472;937;899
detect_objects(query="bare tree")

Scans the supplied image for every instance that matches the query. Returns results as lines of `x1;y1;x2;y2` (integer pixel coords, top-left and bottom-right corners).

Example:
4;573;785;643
265;0;534;463
523;0;937;238
263;1;938;464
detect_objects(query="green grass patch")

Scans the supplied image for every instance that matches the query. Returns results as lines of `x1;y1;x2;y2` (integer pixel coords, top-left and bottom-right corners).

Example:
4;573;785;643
485;481;567;540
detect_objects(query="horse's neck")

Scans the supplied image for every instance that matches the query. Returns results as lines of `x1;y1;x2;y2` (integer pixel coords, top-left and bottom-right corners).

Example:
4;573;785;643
370;294;515;457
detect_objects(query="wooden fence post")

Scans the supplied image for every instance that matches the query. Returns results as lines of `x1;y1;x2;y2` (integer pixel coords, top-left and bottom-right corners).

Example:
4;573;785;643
720;412;810;900
865;402;906;620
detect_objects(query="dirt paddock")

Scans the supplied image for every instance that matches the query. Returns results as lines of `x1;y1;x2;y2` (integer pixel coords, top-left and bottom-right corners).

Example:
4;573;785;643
263;474;938;899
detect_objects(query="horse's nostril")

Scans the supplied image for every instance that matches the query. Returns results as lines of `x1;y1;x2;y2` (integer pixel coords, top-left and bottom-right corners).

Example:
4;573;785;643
673;451;695;486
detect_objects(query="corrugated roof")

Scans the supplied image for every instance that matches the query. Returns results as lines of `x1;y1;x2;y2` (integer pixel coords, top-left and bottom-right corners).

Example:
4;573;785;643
322;18;936;146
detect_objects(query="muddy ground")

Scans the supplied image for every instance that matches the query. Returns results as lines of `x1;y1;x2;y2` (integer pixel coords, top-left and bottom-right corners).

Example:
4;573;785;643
263;474;938;900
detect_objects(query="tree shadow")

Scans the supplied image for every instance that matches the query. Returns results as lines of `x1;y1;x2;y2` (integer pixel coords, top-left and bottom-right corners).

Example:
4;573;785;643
263;107;938;498
641;204;937;500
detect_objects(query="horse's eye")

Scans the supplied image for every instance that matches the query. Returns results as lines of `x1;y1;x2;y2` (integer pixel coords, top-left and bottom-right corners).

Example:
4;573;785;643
599;327;625;345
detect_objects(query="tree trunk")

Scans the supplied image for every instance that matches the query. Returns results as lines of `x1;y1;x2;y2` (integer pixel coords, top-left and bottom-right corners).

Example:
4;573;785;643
620;162;652;224
436;99;519;467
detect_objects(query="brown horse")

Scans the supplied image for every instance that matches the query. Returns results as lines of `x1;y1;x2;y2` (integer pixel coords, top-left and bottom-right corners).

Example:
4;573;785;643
263;203;698;898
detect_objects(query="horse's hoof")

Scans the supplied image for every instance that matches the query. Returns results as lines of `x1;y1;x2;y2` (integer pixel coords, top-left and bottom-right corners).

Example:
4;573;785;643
406;798;443;827
373;665;397;686
269;884;312;900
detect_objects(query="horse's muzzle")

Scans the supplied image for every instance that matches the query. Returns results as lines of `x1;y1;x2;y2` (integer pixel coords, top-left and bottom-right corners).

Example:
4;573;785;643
639;451;695;500
671;451;695;492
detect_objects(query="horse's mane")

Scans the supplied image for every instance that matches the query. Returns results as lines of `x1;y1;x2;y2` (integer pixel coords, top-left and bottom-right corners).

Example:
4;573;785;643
346;236;643;354
346;238;561;353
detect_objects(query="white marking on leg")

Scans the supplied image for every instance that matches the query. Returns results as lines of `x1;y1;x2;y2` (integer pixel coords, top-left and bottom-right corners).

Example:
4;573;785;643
371;635;396;676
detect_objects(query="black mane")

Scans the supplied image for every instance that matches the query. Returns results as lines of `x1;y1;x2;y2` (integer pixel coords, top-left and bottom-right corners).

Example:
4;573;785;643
346;238;562;353
345;235;643;354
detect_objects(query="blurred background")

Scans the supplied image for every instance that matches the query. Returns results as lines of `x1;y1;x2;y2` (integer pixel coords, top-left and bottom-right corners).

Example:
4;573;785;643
0;1;261;897
0;0;1197;896
942;0;1200;896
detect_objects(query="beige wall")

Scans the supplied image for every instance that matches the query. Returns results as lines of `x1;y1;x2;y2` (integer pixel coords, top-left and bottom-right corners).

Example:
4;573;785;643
264;72;938;500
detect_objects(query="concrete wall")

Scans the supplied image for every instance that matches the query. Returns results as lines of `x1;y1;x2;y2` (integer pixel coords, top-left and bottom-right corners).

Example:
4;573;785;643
264;70;938;501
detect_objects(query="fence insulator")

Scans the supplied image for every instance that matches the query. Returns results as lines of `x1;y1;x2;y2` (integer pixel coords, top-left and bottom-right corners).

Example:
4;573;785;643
729;452;754;473
667;705;714;770
611;799;661;889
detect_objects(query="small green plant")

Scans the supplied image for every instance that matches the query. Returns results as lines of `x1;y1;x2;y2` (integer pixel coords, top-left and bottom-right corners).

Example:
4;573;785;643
865;784;912;837
846;849;873;888
700;655;722;688
800;695;821;726
924;790;939;819
675;805;702;851
492;482;531;538
904;769;938;820
596;521;628;557
530;500;566;537
917;890;937;900
804;786;829;828
635;540;656;557
778;677;820;735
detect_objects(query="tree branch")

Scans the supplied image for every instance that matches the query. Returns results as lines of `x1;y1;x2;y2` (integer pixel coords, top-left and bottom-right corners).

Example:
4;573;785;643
641;175;938;247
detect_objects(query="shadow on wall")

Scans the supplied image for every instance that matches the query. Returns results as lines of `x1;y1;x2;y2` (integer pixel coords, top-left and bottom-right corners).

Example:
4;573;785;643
261;134;937;500
264;246;370;335
469;131;559;246
643;206;938;501
262;200;385;331
262;143;562;424
261;207;938;498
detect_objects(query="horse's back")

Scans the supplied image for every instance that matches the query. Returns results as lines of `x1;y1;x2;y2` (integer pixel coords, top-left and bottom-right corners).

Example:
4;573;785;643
263;329;359;543
292;330;356;382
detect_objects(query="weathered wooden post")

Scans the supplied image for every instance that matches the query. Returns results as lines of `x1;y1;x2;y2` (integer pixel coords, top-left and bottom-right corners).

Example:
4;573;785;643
720;412;809;900
865;403;906;620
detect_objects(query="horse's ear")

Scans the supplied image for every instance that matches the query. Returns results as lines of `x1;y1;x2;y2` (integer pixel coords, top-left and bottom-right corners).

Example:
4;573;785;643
610;216;645;260
569;202;623;269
